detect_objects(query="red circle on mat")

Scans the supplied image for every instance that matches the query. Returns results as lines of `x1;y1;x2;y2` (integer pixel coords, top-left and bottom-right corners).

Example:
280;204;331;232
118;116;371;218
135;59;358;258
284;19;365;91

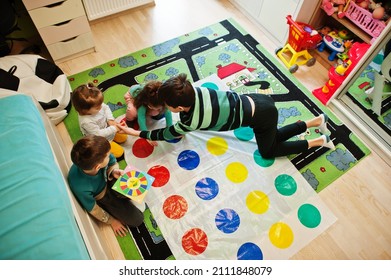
148;165;170;187
132;138;154;158
163;195;188;219
182;228;208;256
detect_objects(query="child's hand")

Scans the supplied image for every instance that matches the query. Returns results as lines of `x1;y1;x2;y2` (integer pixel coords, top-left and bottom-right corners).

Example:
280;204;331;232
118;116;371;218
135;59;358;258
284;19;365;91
112;168;124;179
124;91;132;103
107;120;116;126
119;119;128;127
147;140;158;146
111;219;128;237
116;123;140;136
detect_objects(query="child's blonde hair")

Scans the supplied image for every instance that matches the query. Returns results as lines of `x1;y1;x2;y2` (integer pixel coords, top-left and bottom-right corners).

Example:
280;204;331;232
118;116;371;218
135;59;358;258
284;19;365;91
71;82;104;115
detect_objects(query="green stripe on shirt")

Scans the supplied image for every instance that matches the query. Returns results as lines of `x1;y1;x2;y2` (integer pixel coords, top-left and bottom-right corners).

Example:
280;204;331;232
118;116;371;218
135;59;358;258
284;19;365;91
139;87;251;141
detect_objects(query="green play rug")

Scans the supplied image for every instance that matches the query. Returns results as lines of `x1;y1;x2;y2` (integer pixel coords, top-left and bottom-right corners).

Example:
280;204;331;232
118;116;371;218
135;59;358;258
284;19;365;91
63;18;371;259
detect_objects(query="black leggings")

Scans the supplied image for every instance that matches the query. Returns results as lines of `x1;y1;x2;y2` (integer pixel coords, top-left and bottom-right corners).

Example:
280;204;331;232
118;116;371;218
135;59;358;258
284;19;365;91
97;182;144;227
246;94;308;158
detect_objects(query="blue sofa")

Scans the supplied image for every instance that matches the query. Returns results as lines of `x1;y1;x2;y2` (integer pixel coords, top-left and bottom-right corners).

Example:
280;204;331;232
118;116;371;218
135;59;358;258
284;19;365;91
0;92;90;259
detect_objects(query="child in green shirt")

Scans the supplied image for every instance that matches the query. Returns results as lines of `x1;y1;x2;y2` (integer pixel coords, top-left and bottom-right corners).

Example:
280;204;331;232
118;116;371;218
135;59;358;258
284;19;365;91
68;135;144;237
124;80;172;146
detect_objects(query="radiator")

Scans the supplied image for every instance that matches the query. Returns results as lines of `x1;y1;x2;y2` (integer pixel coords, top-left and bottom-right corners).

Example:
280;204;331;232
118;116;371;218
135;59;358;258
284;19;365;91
82;0;155;20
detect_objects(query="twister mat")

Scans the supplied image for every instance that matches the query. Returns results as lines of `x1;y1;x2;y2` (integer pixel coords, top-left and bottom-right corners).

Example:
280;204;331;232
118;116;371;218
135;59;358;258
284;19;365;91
122;100;336;259
64;18;371;259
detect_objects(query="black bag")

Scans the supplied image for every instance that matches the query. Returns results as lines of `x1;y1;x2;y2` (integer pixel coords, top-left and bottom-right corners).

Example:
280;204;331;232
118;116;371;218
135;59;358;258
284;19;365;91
0;65;19;90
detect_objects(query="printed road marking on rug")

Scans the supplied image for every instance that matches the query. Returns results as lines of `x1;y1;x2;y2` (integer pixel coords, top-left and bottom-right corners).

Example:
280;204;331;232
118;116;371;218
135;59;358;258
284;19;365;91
122;76;336;260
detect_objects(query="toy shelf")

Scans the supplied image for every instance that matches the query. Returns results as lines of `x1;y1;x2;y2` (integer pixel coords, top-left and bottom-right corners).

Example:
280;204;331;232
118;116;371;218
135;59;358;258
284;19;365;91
330;13;372;44
308;0;379;69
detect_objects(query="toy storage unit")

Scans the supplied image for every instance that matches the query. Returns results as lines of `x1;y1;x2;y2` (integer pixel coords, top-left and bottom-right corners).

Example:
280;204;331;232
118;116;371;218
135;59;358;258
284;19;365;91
309;0;388;69
22;0;95;63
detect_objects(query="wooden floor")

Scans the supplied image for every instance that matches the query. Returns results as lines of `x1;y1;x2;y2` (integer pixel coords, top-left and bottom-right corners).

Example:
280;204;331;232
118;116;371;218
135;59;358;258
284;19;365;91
56;0;391;260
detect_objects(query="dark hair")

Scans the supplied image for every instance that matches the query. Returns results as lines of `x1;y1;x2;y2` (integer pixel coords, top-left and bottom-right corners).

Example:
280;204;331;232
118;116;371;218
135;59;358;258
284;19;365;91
158;73;195;108
133;80;163;108
70;135;111;170
71;82;104;115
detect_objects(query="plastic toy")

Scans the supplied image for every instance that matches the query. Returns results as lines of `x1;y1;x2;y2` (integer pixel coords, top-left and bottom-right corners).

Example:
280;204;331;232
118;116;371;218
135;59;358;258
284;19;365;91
312;42;371;104
345;0;386;39
275;15;322;73
337;39;354;61
338;29;354;40
317;31;345;61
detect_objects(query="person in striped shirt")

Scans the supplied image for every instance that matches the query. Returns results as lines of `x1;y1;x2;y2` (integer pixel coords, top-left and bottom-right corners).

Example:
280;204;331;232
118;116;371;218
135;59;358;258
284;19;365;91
117;73;334;158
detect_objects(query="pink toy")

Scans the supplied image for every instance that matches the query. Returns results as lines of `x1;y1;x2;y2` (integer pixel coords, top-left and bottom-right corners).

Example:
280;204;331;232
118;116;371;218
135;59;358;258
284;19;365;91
322;0;347;18
322;0;335;15
345;0;386;38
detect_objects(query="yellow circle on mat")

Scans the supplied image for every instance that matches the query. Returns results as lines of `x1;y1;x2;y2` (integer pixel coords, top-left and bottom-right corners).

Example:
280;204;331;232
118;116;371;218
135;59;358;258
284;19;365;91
246;190;270;214
206;137;228;155
269;222;294;249
226;162;248;183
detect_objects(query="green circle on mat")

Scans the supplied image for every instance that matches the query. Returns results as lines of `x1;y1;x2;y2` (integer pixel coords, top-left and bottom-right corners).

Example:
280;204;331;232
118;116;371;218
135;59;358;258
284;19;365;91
253;150;274;167
274;174;297;196
234;127;254;141
297;204;321;228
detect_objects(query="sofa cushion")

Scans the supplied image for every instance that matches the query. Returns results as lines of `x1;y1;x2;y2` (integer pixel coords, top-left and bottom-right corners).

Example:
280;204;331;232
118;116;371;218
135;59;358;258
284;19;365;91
0;93;89;259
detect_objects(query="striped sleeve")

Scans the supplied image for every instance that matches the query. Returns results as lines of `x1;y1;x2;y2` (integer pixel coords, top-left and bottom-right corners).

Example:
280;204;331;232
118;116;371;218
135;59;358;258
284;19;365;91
138;86;247;140
139;120;195;140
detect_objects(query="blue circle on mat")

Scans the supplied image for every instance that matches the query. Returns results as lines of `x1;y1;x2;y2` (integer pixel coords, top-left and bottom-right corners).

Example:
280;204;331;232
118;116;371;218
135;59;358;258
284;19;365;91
253;150;275;167
234;127;254;141
215;208;240;234
177;150;200;170
237;242;263;260
166;137;181;143
195;177;219;200
201;82;219;90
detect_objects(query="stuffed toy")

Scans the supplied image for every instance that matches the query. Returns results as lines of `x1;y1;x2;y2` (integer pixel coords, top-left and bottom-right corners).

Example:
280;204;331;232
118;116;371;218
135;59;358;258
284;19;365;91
322;0;347;18
353;0;370;9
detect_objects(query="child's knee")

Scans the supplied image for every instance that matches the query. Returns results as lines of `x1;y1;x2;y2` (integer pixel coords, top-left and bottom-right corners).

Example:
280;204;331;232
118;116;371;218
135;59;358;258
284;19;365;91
127;210;144;227
258;148;274;159
134;211;144;226
125;107;137;121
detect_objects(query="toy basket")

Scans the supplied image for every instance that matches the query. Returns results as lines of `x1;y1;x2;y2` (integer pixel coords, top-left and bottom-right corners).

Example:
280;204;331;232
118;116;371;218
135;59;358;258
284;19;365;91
286;15;322;52
344;1;386;38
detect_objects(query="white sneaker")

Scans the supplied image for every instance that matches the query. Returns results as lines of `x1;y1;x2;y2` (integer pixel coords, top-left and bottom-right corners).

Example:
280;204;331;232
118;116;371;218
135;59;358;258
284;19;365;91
318;113;330;134
321;135;335;150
